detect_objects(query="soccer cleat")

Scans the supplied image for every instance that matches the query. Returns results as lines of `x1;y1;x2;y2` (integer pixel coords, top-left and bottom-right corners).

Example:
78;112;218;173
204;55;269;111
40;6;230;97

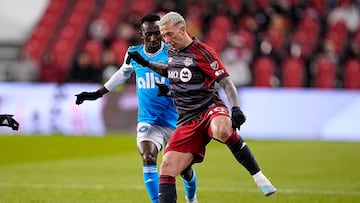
186;198;198;203
259;184;277;196
253;171;277;197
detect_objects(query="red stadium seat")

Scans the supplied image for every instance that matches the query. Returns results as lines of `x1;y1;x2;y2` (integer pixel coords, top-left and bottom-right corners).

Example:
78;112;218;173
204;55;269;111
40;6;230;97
236;28;255;51
205;29;228;53
73;0;96;14
281;57;305;88
130;0;154;15
211;14;233;33
313;56;337;89
83;40;103;68
252;56;277;87
111;39;129;65
52;39;76;70
102;0;125;12
343;59;360;89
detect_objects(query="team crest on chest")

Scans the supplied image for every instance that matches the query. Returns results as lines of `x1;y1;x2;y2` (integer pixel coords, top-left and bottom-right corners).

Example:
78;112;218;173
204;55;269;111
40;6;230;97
183;57;193;67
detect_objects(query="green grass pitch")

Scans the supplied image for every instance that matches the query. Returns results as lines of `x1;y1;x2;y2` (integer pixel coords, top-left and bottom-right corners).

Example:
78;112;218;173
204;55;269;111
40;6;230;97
0;133;359;203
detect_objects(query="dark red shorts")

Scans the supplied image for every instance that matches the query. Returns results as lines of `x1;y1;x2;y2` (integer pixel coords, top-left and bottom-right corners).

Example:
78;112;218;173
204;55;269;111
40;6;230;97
164;105;230;163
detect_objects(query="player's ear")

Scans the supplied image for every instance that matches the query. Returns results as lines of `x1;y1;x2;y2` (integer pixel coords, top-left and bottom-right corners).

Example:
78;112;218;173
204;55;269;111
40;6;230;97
179;25;186;34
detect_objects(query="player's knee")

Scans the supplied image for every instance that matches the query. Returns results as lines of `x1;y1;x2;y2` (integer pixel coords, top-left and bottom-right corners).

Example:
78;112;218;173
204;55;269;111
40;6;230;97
180;167;193;180
212;124;232;142
142;152;157;165
211;116;233;142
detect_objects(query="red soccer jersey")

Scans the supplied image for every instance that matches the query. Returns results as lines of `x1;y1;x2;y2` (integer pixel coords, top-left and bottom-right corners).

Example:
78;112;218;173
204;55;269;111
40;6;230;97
167;38;229;125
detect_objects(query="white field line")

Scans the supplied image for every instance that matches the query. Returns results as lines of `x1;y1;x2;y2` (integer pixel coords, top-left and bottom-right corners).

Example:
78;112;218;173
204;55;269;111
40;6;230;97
0;182;359;196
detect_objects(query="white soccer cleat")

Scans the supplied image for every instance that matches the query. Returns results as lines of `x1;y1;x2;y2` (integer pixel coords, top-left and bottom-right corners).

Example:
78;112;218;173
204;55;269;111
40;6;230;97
185;195;198;203
253;171;277;197
186;198;198;203
259;184;277;196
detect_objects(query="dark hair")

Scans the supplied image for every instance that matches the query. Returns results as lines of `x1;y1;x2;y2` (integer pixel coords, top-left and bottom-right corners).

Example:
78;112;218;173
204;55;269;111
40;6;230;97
141;13;160;24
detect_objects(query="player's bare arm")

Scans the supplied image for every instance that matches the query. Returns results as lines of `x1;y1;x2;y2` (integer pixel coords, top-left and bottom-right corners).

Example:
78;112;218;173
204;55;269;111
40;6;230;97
219;76;240;107
219;76;246;129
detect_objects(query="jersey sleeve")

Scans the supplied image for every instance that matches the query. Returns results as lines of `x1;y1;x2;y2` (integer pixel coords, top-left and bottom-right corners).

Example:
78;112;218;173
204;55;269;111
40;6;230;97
104;52;134;91
193;43;229;82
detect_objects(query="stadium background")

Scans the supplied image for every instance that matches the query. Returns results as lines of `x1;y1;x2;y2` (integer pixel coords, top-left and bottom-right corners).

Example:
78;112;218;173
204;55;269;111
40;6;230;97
0;0;359;140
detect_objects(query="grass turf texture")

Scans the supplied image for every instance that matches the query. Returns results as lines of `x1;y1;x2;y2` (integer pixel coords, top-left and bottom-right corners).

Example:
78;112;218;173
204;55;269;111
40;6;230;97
0;134;359;203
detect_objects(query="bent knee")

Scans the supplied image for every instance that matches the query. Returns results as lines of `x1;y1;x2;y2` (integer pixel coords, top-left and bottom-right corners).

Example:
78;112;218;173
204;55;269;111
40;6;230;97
142;152;157;165
211;117;233;142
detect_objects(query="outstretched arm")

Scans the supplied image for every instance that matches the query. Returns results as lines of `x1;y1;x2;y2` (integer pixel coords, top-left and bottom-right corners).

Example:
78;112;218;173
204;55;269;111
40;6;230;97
75;87;109;105
148;62;168;77
75;55;135;105
219;76;246;130
127;52;168;77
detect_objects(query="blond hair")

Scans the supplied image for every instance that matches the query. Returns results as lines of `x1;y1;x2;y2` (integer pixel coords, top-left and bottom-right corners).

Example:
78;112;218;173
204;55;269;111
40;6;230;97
159;11;186;27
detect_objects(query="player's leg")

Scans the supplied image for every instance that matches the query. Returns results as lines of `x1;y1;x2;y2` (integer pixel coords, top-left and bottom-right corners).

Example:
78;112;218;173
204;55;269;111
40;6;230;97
162;127;198;203
210;114;276;196
138;140;160;203
181;166;198;203
137;123;165;203
159;151;193;203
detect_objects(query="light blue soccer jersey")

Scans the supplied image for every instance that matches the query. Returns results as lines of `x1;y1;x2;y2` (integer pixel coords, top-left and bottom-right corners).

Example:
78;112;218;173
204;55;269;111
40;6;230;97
126;43;177;129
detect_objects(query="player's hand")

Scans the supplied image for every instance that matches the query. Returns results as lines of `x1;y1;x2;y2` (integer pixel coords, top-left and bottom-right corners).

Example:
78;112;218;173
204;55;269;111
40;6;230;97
231;106;246;130
156;83;172;97
127;52;149;67
75;91;102;105
0;114;19;131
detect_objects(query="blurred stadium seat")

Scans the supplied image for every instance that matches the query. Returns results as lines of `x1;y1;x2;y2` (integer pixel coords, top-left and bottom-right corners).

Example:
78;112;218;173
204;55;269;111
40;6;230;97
252;56;277;87
313;56;337;89
8;0;356;88
281;57;305;88
343;59;360;89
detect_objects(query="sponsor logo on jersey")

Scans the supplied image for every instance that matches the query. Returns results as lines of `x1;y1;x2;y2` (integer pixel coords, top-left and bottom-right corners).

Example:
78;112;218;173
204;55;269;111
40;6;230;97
168;68;192;82
184;57;193;67
138;72;166;89
215;69;225;76
180;68;192;82
168;70;179;79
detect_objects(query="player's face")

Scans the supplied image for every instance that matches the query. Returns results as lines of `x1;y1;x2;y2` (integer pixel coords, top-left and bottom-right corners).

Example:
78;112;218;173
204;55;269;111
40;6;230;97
160;22;186;51
141;21;162;53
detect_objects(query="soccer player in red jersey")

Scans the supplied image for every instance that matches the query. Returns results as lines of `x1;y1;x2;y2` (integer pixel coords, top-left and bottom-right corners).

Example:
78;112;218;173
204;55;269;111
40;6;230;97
128;11;276;203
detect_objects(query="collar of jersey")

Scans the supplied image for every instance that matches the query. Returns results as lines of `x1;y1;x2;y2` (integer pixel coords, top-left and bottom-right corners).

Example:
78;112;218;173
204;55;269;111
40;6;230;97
142;41;165;58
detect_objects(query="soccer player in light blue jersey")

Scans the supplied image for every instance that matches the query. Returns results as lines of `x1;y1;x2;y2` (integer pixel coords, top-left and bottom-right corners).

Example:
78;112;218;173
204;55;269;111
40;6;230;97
75;14;198;203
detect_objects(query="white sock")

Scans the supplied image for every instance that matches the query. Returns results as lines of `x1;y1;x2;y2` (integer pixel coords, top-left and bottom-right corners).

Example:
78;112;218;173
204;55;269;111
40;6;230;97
253;171;271;186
